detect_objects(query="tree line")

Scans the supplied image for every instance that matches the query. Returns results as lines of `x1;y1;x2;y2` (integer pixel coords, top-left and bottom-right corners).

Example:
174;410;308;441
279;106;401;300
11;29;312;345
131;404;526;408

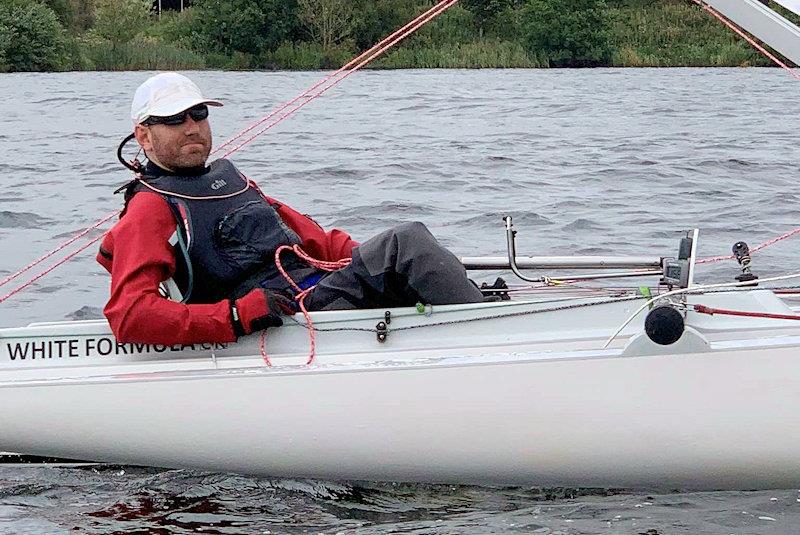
0;0;778;72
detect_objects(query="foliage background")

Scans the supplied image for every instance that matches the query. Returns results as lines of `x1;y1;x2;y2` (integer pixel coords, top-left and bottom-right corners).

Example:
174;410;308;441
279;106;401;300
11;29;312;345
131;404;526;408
0;0;788;72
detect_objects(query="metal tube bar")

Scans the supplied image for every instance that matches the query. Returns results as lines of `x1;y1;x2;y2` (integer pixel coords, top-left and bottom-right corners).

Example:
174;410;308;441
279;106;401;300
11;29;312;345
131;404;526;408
545;269;664;282
461;256;664;270
475;270;662;291
504;216;542;283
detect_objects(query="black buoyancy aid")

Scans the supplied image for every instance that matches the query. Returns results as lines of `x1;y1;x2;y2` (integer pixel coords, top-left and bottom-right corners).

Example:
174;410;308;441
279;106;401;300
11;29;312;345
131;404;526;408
127;159;320;304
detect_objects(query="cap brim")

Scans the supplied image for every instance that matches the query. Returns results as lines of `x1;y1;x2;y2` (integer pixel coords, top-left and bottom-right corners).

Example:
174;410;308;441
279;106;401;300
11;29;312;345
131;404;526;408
145;97;223;120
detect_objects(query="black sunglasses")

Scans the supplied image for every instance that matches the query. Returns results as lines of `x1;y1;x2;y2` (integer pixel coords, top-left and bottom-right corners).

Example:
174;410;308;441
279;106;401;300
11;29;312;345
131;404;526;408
143;104;209;126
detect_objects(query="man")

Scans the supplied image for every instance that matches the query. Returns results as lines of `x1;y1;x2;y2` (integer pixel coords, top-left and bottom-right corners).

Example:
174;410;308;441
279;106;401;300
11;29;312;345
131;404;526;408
97;73;484;345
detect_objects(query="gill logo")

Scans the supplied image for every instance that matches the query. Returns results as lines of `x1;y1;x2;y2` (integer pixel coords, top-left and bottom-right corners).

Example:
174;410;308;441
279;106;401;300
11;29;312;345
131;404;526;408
211;179;227;190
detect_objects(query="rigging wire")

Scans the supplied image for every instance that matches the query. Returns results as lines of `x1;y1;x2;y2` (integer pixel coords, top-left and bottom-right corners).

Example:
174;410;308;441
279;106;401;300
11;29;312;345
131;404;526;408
0;211;117;290
0;1;459;304
5;0;800;302
697;226;800;264
691;0;800;80
211;0;458;157
689;0;800;263
0;232;107;306
219;0;459;158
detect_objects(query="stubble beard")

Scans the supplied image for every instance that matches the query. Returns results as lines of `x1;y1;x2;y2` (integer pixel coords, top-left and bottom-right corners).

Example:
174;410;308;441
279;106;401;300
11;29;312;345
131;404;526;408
172;143;211;169
150;131;212;170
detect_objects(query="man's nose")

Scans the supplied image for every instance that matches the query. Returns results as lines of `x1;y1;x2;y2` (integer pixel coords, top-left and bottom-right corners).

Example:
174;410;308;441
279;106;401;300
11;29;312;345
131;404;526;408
183;115;201;133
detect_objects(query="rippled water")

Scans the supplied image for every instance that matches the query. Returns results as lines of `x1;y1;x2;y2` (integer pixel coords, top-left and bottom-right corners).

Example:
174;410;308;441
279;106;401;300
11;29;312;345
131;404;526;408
0;69;799;533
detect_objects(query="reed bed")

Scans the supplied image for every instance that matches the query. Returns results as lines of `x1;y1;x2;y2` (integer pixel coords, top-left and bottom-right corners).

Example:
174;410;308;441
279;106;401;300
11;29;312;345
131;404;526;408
375;41;538;69
80;38;206;71
608;2;770;67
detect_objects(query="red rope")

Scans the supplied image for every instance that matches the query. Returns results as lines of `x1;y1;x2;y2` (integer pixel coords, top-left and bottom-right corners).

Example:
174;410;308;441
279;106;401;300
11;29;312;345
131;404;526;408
697;226;800;264
258;245;351;367
259;330;271;367
220;0;459;158
0;211;117;289
694;303;800;320
212;0;458;157
691;0;800;80
0;231;107;305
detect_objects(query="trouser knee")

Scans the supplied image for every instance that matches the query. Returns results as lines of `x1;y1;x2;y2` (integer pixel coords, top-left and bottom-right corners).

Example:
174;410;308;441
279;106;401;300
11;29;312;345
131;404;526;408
391;221;436;246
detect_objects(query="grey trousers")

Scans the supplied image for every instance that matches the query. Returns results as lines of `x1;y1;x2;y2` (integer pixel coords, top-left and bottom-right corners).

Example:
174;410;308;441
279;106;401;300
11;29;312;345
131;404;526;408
305;222;484;310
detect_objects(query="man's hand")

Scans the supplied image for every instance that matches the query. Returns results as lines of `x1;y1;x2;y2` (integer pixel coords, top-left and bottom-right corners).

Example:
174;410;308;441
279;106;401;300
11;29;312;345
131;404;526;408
230;288;297;337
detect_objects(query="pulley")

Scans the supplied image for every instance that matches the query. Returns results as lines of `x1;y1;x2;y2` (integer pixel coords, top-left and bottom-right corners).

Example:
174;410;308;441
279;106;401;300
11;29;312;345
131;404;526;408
732;241;758;285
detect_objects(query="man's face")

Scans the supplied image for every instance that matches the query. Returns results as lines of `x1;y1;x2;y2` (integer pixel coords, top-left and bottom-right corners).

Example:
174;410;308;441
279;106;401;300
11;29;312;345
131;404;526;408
134;113;213;170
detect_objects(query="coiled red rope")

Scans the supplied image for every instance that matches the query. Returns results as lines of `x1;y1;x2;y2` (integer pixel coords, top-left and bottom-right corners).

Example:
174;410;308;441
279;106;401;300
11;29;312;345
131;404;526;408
259;245;352;366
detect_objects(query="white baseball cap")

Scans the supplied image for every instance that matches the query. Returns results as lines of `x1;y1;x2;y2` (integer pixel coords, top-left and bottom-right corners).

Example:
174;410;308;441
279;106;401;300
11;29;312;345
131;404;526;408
131;72;223;125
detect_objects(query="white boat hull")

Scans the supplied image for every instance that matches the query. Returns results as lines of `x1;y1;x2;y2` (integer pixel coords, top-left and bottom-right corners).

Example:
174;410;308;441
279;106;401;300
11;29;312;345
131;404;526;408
2;290;800;489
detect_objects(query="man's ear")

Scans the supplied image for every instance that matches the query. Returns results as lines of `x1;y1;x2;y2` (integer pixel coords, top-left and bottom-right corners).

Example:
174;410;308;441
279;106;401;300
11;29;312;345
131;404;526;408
134;123;153;152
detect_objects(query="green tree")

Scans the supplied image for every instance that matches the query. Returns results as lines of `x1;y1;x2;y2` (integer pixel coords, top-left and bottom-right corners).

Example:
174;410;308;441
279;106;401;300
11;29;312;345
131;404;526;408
298;0;354;52
461;0;518;36
43;0;74;28
69;0;95;33
0;1;69;71
188;0;299;57
93;0;151;47
0;22;10;72
350;0;418;51
520;0;612;67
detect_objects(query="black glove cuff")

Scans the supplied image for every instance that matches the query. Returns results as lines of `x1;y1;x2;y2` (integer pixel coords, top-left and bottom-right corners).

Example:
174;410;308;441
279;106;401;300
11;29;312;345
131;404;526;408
229;299;246;338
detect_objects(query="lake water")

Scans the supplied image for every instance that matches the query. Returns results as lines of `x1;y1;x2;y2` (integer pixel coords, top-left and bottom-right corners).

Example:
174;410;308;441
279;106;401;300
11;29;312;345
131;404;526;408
0;68;798;533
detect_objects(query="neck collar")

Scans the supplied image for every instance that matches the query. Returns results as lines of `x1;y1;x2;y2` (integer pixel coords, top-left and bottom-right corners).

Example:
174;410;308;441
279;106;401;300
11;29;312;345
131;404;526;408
144;160;209;177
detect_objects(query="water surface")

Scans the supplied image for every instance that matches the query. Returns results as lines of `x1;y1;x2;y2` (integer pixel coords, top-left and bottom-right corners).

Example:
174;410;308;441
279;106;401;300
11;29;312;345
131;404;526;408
0;68;798;533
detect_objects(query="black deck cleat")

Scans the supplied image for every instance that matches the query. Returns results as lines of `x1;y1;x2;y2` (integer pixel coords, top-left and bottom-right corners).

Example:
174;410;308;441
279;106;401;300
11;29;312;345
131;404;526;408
480;277;511;301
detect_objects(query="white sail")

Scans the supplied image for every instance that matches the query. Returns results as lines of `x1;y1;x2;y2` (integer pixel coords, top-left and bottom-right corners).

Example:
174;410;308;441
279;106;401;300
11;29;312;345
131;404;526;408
705;0;800;65
773;0;800;18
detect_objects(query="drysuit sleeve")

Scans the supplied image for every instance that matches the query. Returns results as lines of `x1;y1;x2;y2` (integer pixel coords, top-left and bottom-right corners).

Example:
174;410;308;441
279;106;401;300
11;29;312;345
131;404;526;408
96;192;237;344
264;196;359;261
